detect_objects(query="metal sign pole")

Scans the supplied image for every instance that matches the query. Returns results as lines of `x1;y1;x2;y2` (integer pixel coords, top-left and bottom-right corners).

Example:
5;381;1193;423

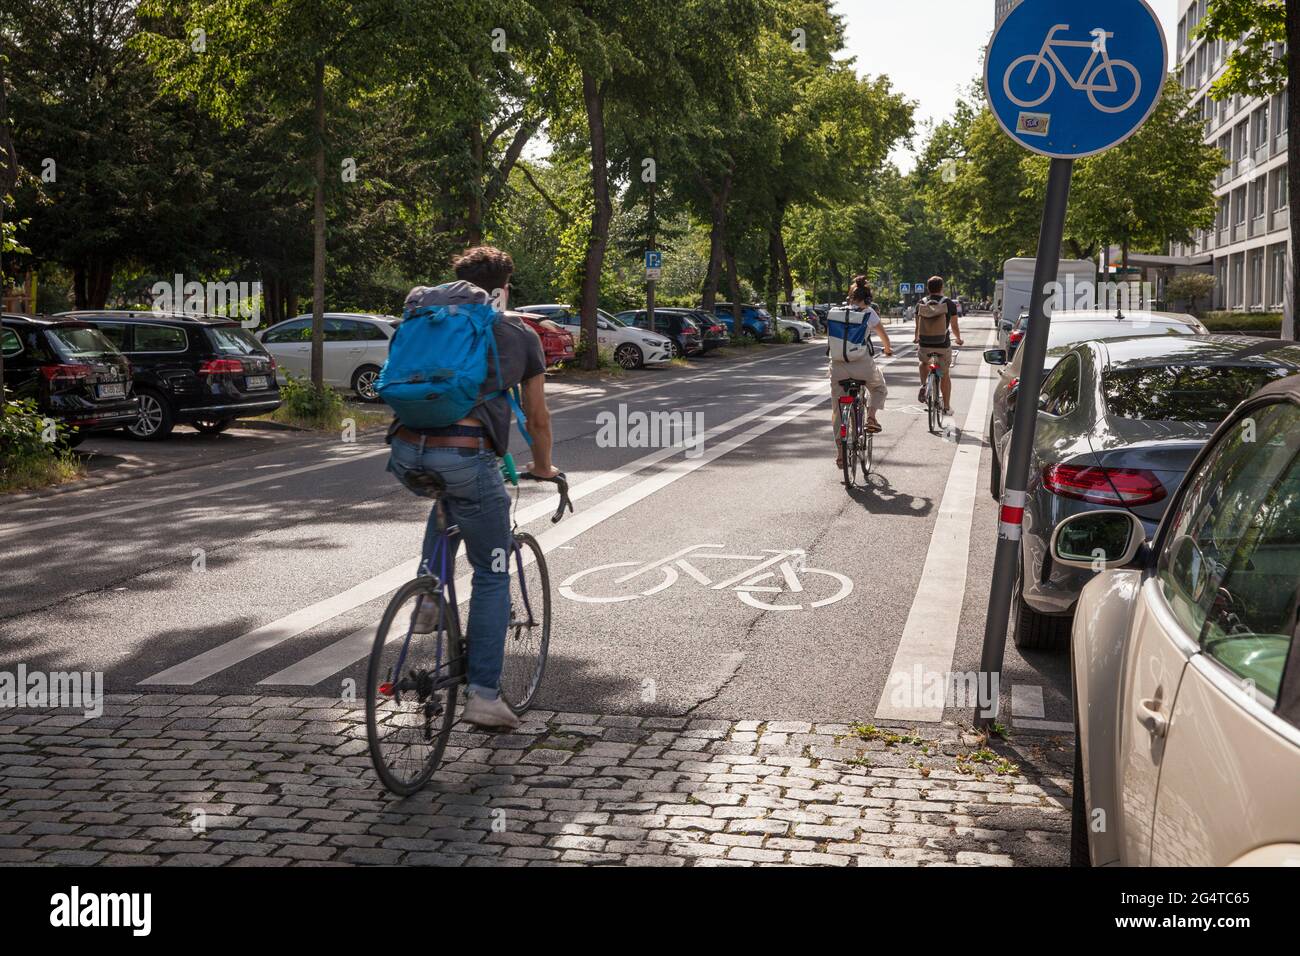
977;156;1073;725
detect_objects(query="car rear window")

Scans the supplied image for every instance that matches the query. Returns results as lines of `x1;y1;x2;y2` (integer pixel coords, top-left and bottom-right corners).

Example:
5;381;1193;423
1103;364;1292;422
206;325;266;355
1048;321;1191;349
45;326;119;360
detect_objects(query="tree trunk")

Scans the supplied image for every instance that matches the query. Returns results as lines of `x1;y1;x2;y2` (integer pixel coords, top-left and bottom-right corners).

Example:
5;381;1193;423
1288;4;1299;340
467;117;484;246
311;56;327;391
700;172;732;312
725;243;743;337
579;71;612;371
0;61;14;412
828;258;842;299
73;258;113;309
776;227;793;303
765;225;780;314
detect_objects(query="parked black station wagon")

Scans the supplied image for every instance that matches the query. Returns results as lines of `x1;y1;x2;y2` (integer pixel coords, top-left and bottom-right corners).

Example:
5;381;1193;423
1;313;139;446
61;311;282;439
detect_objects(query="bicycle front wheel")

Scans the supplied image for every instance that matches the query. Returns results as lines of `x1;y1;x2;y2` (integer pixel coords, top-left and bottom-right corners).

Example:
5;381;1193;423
501;532;551;715
365;577;462;796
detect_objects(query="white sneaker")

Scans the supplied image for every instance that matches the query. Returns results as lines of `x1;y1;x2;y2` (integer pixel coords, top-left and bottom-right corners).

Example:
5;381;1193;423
462;693;520;730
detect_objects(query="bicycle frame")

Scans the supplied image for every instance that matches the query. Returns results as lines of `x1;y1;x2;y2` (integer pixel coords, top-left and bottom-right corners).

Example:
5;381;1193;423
1030;24;1119;93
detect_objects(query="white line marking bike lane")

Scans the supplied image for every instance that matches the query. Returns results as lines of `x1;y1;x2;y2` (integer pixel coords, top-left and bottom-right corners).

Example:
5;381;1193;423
874;327;996;724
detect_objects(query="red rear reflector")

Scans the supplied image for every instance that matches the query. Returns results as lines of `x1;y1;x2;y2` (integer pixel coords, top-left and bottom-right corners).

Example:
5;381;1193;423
199;359;245;374
1043;464;1166;506
838;395;855;404
378;682;393;697
40;363;93;382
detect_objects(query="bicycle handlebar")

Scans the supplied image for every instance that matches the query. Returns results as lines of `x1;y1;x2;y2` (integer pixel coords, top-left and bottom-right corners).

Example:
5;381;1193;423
521;471;574;524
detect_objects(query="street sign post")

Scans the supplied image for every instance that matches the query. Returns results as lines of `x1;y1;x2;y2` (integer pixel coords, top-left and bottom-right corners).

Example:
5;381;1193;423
976;0;1167;725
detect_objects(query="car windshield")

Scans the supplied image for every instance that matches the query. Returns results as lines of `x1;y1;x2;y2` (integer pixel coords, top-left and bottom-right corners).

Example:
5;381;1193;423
1048;321;1191;349
1103;364;1291;422
45;326;119;360
206;325;266;355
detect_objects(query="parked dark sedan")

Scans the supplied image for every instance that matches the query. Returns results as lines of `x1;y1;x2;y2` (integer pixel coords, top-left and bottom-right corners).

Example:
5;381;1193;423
995;334;1299;649
1;314;139;446
63;311;281;439
985;309;1208;492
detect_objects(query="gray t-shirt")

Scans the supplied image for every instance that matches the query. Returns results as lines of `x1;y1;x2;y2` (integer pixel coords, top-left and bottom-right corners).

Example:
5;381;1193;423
471;314;546;456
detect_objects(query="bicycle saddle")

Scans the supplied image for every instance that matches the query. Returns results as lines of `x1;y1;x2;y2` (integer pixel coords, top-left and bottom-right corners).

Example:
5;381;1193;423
403;468;448;499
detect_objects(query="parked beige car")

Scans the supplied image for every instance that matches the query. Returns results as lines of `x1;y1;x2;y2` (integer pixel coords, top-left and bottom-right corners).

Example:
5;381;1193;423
1057;376;1300;866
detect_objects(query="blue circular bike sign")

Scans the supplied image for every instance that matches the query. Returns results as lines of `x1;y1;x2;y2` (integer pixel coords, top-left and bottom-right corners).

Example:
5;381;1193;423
985;0;1167;159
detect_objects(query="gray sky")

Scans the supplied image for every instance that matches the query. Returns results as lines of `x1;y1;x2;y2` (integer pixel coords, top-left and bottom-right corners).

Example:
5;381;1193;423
832;0;1182;171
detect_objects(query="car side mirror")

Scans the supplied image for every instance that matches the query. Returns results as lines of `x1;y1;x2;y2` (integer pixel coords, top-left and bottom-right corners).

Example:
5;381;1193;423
1050;510;1148;571
983;348;1007;366
999;320;1013;331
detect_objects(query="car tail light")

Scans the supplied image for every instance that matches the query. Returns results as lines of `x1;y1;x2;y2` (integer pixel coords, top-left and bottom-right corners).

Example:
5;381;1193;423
1042;464;1167;506
199;358;245;375
40;363;93;383
1007;377;1020;392
267;357;277;371
1009;330;1024;346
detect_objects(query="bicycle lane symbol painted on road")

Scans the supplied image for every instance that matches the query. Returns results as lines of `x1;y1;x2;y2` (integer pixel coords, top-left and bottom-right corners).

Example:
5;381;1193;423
559;544;853;612
985;0;1167;160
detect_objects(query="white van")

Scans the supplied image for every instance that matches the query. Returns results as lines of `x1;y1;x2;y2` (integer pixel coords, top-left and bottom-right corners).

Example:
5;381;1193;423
998;258;1097;332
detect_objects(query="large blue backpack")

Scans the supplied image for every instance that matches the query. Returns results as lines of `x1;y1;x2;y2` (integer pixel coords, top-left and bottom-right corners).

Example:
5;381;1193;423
376;296;512;431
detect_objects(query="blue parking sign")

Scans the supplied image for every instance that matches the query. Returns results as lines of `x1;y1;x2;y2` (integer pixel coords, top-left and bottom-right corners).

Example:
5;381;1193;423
985;0;1167;159
645;251;662;270
913;283;925;294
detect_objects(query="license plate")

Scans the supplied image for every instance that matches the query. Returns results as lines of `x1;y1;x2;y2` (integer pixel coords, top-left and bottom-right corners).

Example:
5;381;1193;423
245;375;268;390
97;382;125;399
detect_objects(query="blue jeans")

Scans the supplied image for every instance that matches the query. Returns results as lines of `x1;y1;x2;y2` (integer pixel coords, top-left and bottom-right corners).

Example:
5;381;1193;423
388;438;510;700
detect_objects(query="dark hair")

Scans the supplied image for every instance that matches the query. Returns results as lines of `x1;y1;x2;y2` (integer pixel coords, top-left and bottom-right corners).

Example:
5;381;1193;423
927;275;945;295
452;245;514;293
848;275;872;307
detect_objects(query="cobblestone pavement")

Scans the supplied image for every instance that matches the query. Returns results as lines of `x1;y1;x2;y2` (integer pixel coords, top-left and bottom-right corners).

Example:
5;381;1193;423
0;695;1073;866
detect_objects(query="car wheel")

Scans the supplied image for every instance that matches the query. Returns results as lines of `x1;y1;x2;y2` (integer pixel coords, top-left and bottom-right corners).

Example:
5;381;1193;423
126;388;175;440
351;364;383;403
669;340;684;360
63;430;86;449
193;418;235;435
614;343;643;370
1070;699;1092;867
1012;558;1071;651
989;414;1002;502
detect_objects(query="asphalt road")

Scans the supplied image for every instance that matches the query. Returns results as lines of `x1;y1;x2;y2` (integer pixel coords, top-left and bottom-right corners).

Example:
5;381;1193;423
0;315;1071;732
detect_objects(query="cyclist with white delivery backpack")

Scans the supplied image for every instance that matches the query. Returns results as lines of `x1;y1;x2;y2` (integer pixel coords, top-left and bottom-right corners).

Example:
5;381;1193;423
826;275;892;469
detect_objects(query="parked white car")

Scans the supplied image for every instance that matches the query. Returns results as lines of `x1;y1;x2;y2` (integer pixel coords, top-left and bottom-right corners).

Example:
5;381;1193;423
776;317;816;342
517;304;672;369
258;313;397;402
1057;376;1300;866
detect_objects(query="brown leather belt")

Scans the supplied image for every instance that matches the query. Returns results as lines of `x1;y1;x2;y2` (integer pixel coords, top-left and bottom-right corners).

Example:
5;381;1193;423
395;426;484;449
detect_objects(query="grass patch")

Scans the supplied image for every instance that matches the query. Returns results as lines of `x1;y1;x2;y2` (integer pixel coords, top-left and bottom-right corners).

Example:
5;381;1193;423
845;723;927;747
956;747;1021;777
263;376;390;432
1202;311;1284;333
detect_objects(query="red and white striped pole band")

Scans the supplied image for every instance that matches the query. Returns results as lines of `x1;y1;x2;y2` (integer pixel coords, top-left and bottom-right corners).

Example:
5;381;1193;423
998;489;1027;541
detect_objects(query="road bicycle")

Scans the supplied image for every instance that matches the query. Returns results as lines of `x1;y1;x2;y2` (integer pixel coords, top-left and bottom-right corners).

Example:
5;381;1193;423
365;464;573;796
924;352;945;435
560;544;853;612
1003;24;1141;115
837;377;873;488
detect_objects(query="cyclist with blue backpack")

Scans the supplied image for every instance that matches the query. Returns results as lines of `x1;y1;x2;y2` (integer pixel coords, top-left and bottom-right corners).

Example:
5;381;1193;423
379;246;559;731
827;276;892;468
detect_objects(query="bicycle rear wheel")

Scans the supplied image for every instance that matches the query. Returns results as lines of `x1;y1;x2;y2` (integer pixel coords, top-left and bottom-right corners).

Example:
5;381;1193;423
500;532;551;715
365;576;462;796
927;374;942;434
839;405;853;488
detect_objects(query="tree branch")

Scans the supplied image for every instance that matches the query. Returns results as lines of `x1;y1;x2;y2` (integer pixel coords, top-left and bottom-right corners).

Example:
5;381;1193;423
519;164;572;223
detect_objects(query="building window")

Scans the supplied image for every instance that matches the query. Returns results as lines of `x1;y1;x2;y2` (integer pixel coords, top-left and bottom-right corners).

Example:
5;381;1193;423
1234;186;1248;225
1254;106;1270;150
1249;250;1266;307
1231;256;1245;308
1275;168;1289;210
1253;177;1268;220
1269;244;1287;307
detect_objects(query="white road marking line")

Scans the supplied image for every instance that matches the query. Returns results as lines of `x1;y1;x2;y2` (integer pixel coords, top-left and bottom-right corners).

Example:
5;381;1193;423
144;382;825;686
1011;683;1046;719
5;345;829;538
874;329;996;724
259;388;832;686
0;447;391;539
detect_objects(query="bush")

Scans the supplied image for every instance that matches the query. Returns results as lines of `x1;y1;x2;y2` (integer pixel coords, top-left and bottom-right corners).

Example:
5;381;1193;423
1202;312;1284;333
0;398;83;492
272;374;346;430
